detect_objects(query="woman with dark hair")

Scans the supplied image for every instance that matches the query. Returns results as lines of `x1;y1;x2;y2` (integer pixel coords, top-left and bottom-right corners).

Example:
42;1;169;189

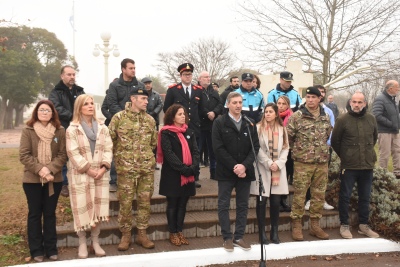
250;103;289;244
20;100;67;262
66;94;112;259
157;104;199;246
277;95;294;212
252;74;261;89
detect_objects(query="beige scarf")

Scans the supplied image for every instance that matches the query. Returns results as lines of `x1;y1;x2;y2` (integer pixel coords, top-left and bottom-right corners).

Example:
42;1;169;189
266;124;280;186
33;122;56;196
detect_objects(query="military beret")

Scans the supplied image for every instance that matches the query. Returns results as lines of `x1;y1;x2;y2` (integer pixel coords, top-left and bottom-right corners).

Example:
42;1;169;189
178;63;194;73
305;86;321;97
280;71;294;81
141;77;152;83
130;86;149;96
241;73;254;81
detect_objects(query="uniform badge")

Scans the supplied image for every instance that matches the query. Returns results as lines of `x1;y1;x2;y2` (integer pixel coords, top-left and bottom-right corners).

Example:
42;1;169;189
54;137;58;143
244;133;248;136
186;135;190;139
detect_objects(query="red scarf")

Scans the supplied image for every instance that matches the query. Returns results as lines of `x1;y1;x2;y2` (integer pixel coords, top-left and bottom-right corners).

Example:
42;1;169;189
279;108;293;126
157;124;194;186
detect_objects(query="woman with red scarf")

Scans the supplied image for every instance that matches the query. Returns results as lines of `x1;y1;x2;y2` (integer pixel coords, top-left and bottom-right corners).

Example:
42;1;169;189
157;104;199;246
277;96;294;212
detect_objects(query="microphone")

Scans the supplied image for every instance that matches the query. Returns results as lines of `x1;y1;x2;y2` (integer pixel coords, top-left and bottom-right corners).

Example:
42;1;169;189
242;114;254;127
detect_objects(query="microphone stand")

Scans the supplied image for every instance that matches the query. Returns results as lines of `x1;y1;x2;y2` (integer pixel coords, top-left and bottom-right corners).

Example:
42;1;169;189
245;121;266;267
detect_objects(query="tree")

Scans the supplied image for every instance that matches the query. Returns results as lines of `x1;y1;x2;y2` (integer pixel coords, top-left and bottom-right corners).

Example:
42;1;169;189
156;38;239;87
238;0;400;88
0;24;71;129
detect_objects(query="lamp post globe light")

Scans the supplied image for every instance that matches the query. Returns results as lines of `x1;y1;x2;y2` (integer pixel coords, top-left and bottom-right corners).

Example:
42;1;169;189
93;31;120;93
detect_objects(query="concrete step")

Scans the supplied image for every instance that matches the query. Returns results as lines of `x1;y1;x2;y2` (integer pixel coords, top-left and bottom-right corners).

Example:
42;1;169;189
56;208;352;247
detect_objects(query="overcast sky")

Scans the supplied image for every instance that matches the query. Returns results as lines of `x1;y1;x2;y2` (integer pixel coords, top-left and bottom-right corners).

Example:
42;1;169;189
1;0;250;95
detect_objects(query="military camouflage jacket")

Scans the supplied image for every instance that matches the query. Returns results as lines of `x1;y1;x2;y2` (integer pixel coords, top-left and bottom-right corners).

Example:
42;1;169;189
108;102;157;173
287;105;332;164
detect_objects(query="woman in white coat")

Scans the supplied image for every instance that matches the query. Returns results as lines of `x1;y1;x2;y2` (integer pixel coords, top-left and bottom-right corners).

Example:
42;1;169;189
250;103;289;244
66;94;113;258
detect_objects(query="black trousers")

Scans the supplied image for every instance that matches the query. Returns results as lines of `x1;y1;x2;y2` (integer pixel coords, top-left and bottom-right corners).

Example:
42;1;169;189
166;196;190;233
23;182;62;258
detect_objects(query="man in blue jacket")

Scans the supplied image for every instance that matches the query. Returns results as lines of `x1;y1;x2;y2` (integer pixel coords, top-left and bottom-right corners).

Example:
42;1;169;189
268;71;302;112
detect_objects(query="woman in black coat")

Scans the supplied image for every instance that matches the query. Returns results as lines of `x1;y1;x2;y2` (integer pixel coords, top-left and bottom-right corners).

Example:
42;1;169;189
157;104;199;246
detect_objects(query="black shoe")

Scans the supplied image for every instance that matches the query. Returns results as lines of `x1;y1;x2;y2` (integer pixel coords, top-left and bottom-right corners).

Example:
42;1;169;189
60;185;69;197
280;200;291;212
195;182;201;188
270;225;280;244
259;231;269;245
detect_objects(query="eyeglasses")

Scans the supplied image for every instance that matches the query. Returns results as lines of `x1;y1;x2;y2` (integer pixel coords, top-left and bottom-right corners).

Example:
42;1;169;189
38;109;52;114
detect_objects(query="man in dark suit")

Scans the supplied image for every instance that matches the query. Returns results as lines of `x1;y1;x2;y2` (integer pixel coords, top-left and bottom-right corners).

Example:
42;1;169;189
163;63;203;188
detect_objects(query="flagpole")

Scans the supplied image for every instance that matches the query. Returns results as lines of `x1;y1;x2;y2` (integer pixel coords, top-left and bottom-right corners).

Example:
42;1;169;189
72;0;75;58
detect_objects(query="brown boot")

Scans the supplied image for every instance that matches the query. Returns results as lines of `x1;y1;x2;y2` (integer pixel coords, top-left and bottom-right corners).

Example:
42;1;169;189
169;233;181;246
117;232;131;251
135;229;155;249
178;232;189;245
291;218;304;241
309;218;329;240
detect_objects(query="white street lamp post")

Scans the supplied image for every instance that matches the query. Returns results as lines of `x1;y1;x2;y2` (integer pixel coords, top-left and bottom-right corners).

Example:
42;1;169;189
93;31;120;93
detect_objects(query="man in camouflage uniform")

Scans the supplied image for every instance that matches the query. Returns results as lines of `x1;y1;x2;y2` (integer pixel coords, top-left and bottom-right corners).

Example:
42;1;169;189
287;87;332;241
108;87;157;251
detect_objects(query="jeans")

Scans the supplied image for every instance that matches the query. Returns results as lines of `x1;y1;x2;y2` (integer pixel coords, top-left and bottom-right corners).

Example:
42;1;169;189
339;169;373;225
199;130;216;171
218;179;251;240
62;164;68;186
23;182;62;257
109;159;117;185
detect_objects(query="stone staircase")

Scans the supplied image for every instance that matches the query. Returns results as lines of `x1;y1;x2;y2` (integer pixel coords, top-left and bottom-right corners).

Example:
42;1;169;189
56;168;356;248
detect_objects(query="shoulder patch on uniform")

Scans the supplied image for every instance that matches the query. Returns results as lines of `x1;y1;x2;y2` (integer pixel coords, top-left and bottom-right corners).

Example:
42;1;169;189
168;83;177;89
193;84;203;90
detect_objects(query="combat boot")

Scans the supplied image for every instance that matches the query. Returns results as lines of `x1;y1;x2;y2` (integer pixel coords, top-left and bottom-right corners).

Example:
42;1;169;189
117;232;131;251
291;218;304;241
309;218;329;239
135;229;155;249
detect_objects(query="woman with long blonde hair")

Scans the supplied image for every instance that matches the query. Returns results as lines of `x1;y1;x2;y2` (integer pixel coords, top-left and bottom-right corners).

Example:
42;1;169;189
250;103;289;244
66;94;113;259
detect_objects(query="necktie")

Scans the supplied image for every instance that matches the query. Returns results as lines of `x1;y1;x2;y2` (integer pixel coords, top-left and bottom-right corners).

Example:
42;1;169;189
186;87;190;98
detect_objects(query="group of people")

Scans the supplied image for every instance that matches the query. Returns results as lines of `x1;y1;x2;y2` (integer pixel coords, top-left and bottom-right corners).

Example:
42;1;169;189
19;59;399;261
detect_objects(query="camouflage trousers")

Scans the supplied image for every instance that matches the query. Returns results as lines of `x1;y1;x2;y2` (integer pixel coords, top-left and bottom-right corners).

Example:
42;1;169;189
290;161;328;220
117;170;154;232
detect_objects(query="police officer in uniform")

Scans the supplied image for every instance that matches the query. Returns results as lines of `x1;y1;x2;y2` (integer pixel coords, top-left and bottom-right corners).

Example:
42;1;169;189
109;87;158;251
163;63;203;188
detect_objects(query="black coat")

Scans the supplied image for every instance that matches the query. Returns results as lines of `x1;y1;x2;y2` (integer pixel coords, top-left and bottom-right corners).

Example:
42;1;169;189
107;74;144;117
163;83;203;137
372;90;400;133
200;85;223;130
159;128;199;197
212;113;259;181
101;94;112;126
48;81;85;129
220;86;235;114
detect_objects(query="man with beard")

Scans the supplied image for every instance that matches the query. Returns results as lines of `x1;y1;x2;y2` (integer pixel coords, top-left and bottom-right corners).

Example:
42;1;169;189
49;65;85;197
331;91;379;239
220;76;240;114
268;71;302;112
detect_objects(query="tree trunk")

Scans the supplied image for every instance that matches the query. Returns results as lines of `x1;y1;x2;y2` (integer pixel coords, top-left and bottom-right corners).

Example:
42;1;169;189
14;104;25;126
4;99;14;130
0;97;8;131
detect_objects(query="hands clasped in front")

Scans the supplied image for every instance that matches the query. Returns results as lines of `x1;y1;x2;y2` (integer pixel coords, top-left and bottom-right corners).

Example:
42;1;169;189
86;167;107;180
233;164;246;178
39;166;54;182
